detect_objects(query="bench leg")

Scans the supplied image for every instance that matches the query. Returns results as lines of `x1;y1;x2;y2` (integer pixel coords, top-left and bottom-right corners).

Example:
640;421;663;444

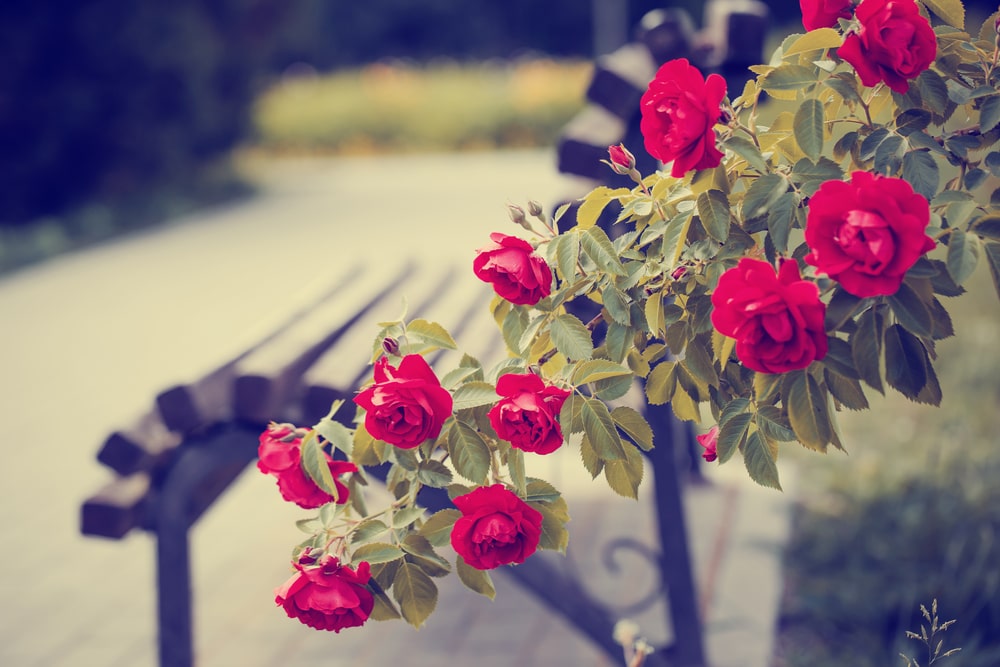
156;498;194;667
645;403;707;666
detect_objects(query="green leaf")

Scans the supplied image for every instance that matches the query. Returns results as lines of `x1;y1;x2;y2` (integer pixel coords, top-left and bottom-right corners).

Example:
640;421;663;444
824;369;869;410
416;459;453;488
450;381;497;411
783;28;842;55
602;286;631;325
761;64;817;94
873;134;905;175
507;447;526;497
917;70;949;117
352;542;405;565
717;412;751;464
921;0;964;28
983;96;1000;134
756;405;797;441
448;421;491;484
417;509;461;548
742;173;788;220
973;215;1000;240
581;226;627;275
300;432;341;500
825;288;863;331
725;135;769;173
611;405;654;451
742;430;781;490
401;534;451;577
824;74;862;105
550;314;594;360
576;186;623;230
456;558;496;599
884;323;928;400
682;340;719;388
529;499;571;551
697;189;731;242
580;433;604;478
581;397;626;461
559;391;585;436
663;209;695;265
895;109;932;136
767;192;798;253
552;231;581;281
602;441;644;499
645;360;677;405
852;306;885;394
786;371;831;452
369;583;402;621
946;229;980;285
793;98;824;162
887;281;934;339
986;242;1000;301
407;319;457;351
902;150;940;200
392;561;438;628
573;359;633;384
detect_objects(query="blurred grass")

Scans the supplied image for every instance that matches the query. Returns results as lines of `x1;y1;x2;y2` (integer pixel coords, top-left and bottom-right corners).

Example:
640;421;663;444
774;262;1000;666
250;58;590;154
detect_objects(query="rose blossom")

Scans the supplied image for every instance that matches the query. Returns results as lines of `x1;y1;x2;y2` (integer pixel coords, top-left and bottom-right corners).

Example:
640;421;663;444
473;232;553;306
450;484;543;570
804;171;935;297
607;143;637;176
488;373;571;455
353;354;452;449
799;0;853;31
838;0;936;94
275;555;374;632
257;423;356;509
711;258;828;374
697;425;719;462
639;58;726;178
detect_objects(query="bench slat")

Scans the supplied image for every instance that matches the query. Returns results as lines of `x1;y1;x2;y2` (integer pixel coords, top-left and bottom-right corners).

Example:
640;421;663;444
80;473;152;539
96;411;184;476
232;265;414;425
297;266;458;425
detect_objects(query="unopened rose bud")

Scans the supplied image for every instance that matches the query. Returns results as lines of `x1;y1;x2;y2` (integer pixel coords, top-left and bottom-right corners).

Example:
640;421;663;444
527;200;544;217
671;266;688;281
381;337;400;356
297;548;320;565
607;143;636;175
507;203;528;227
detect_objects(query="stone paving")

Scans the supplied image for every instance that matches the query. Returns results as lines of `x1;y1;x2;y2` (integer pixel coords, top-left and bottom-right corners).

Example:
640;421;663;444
0;149;794;666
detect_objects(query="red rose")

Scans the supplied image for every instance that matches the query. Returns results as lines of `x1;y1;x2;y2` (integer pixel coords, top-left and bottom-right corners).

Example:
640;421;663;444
696;425;719;462
353;354;452;449
473;232;553;306
799;0;853;31
804;171;935;297
257;423;356;509
607;143;636;176
450;484;543;570
487;373;571;455
275;555;374;632
838;0;936;94
639;58;726;178
711;259;828;374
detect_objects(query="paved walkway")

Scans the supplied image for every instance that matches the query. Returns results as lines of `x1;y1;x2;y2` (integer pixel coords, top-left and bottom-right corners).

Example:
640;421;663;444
0;149;794;666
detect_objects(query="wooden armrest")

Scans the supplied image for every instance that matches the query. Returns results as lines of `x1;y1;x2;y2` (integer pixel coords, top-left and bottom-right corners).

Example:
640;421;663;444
80;473;152;539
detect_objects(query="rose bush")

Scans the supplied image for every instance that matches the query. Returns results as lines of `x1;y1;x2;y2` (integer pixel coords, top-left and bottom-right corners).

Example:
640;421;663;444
262;0;1000;640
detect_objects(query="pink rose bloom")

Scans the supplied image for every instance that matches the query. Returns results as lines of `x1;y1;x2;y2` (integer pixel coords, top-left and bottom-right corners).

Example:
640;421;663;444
804;172;935;297
353;354;453;449
711;259;828;374
838;0;936;94
275;556;374;632
450;484;543;570
639;58;726;178
488;373;571;455
799;0;853;31
257;423;356;509
473;232;553;306
697;425;719;462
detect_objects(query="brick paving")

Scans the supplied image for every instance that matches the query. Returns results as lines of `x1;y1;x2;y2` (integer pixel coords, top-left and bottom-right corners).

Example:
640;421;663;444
0;150;793;666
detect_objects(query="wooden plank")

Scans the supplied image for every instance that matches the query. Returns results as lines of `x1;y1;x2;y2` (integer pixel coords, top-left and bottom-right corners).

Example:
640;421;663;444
297;265;462;426
155;262;367;435
80;473;152;539
557;106;628;181
232;264;414;425
586;43;656;120
96;410;183;476
636;8;695;66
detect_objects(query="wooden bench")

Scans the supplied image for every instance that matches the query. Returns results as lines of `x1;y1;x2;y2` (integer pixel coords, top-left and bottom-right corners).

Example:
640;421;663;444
79;257;709;666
